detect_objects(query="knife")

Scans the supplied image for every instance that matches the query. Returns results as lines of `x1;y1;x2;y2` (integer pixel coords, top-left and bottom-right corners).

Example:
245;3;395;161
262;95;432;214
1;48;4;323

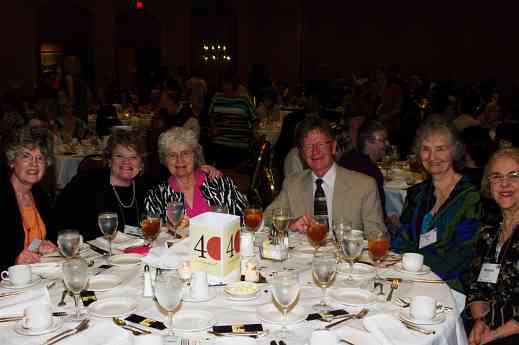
43;319;89;345
87;243;109;255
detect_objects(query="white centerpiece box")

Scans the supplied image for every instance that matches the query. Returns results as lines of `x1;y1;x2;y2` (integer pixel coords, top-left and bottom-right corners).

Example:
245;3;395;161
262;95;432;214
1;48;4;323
189;212;241;285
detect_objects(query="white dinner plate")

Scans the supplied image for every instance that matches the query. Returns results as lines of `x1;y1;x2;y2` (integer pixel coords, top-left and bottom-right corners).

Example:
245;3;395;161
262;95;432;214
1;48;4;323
109;254;143;267
337;263;376;280
88;297;137;318
172;310;215;332
256;304;306;325
14;317;64;336
399;308;446;325
394;263;431;275
87;274;122;291
330;288;377;307
183;288;217;302
224;282;259;298
0;276;42;290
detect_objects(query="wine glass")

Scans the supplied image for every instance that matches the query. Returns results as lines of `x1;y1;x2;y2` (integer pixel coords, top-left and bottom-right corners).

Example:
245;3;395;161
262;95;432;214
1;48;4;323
367;229;390;295
270;271;300;339
332;220;352;261
312;249;337;311
62;258;89;321
97;212;119;261
140;211;161;246
244;204;263;243
307;216;328;251
154;270;184;343
272;208;291;266
57;229;83;258
166;201;184;234
341;229;364;282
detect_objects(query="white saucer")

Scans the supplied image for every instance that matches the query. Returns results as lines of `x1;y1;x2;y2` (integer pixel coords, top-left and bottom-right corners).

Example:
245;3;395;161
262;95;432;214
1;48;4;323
110;254;143;267
173;310;215;332
394;263;431;275
183;288;217;302
330;288;377;307
87;274;122;291
337;263;376;280
256;304;306;325
400;309;446;325
0;276;42;289
14;317;64;336
88;297;137;318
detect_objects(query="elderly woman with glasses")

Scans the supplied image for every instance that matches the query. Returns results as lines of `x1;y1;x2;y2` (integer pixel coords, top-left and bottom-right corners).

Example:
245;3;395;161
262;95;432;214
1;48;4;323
391;118;481;293
2;126;57;270
464;148;519;345
145;127;247;232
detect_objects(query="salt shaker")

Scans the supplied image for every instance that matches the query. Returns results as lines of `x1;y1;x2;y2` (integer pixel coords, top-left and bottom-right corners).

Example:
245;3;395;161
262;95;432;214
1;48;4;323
143;265;153;297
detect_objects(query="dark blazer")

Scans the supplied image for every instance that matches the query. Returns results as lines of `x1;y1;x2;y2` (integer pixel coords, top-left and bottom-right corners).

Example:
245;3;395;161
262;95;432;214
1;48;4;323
1;174;55;272
54;169;152;241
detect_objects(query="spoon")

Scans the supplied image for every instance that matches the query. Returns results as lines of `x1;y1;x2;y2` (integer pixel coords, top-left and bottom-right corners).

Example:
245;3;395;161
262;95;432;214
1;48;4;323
325;308;369;329
57;289;68;307
112;317;151;335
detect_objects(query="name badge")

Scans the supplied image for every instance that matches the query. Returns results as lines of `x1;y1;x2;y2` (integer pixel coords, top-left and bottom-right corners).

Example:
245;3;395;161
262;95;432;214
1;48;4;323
477;263;500;284
419;228;437;249
124;225;141;236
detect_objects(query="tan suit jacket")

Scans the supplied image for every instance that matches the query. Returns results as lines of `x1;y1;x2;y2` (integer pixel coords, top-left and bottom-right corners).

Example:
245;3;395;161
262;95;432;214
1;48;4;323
265;166;384;233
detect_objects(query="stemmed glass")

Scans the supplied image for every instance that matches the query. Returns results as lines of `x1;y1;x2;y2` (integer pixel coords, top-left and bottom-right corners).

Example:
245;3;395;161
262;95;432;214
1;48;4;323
57;229;83;258
154;270;184;343
272;207;291;266
270;271;300;340
244;204;263;244
367;229;390;295
98;212;119;261
166;201;184;235
307;216;328;251
312;249;337;311
213;206;229;214
341;229;364;282
332;220;352;261
62;258;89;321
140;211;161;246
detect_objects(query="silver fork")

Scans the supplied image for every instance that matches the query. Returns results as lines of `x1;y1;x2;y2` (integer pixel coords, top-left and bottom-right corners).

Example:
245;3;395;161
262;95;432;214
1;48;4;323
386;279;399;302
43;319;90;345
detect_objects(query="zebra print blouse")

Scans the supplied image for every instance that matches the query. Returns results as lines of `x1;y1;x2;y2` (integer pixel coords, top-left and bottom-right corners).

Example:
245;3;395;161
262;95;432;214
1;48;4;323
144;175;248;221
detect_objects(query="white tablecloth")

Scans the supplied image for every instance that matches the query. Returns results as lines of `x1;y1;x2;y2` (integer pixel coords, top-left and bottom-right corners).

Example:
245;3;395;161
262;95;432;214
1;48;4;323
0;232;468;345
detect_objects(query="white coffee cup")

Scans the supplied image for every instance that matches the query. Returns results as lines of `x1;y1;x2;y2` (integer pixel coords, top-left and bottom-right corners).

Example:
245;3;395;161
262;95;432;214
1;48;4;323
23;304;52;330
1;265;32;286
190;271;209;300
402;253;424;272
310;329;339;345
410;295;436;321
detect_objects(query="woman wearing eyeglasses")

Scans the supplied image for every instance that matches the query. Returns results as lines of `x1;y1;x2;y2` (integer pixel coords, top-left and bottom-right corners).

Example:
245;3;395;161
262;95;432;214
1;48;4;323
2;126;57;270
145;127;247;235
465;148;519;345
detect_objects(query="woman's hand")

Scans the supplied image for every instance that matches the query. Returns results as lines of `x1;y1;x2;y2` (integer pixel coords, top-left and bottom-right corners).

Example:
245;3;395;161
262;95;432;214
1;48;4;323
167;215;190;238
38;240;58;255
288;214;314;233
200;165;222;179
16;249;41;265
469;320;490;345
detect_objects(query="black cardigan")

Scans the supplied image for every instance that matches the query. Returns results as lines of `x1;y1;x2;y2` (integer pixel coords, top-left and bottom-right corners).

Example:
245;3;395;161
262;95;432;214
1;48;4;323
1;175;56;272
54;169;152;241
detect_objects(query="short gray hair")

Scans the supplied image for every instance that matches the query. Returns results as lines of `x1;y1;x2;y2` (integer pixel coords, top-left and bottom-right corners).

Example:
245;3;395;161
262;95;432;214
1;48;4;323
5;126;54;167
157;127;204;168
481;148;519;197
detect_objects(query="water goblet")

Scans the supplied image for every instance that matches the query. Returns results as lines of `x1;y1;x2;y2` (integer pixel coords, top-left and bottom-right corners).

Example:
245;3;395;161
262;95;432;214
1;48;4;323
312;249;337;311
166;201;184;234
57;229;82;258
154;270;184;343
341;229;364;282
270;271;300;340
98;212;119;261
62;258;89;321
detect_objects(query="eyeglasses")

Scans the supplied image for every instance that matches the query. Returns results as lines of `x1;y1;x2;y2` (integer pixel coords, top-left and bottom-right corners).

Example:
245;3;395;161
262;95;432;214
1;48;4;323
18;152;46;165
488;171;519;184
112;154;140;163
167;151;194;161
302;141;332;153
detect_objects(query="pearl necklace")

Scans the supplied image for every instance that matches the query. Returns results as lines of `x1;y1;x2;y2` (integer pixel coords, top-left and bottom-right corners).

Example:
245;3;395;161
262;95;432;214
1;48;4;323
111;178;136;209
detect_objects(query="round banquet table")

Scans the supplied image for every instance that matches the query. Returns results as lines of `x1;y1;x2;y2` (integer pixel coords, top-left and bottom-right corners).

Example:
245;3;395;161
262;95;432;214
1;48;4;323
0;231;468;345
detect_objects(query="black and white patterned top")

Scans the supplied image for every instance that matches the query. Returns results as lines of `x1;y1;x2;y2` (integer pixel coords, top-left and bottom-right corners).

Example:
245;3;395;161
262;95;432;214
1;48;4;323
144;175;248;221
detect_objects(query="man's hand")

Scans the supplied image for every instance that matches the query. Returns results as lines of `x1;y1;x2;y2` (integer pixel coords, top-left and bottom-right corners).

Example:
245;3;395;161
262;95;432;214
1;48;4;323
469;320;490;345
288;214;314;233
38;240;58;255
16;249;41;265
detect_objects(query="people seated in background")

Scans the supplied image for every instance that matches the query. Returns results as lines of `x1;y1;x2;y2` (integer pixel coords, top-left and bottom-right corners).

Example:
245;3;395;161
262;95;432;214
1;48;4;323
461;126;497;187
283;147;305;177
464;148;519;345
56;95;92;143
2;126;57;270
185;69;208;117
157;91;200;139
391;119;481;292
265;117;384;233
454;96;481;131
55;129;153;241
96;104;122;138
495;123;519;149
338;120;387;217
255;88;281;124
145;127;247;234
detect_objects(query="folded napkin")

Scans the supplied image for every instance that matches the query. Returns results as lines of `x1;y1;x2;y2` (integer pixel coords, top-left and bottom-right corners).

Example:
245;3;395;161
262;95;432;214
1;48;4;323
124;245;151;255
89;233;145;251
141;238;191;269
333;326;379;345
0;287;50;316
362;314;422;345
54;321;132;345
